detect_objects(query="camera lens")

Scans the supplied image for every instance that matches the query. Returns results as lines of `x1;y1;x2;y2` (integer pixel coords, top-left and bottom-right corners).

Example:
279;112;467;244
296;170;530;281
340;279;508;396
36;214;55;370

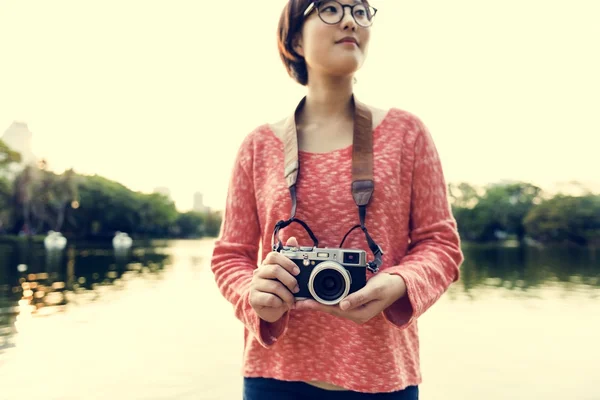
323;277;336;290
314;269;345;302
308;262;351;305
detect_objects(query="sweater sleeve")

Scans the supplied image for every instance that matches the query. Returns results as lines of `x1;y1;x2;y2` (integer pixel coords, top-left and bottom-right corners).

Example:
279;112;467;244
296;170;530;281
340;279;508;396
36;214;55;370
210;136;290;348
382;119;464;329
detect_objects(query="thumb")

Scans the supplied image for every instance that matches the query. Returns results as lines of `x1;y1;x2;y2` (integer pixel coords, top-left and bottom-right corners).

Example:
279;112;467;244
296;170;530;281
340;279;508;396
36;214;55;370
285;236;299;248
340;287;373;311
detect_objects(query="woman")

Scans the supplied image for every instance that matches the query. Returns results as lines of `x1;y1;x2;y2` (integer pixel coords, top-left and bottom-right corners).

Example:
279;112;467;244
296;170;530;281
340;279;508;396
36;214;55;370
210;1;464;399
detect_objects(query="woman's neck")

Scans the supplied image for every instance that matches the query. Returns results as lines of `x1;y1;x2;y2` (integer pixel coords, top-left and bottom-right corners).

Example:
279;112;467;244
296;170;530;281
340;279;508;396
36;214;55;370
300;75;355;126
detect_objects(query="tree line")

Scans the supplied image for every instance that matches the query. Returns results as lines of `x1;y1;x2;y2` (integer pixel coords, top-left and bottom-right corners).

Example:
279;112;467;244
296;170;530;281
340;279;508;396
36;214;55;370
449;181;600;246
2;139;599;245
0;140;221;239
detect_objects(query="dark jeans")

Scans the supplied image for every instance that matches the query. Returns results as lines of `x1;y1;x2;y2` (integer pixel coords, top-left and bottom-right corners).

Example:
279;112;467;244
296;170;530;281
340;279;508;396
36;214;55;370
243;377;419;400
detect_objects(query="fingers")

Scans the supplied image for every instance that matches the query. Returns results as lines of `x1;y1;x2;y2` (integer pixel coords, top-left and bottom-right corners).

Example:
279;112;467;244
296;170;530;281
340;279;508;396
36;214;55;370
253;279;295;308
250;291;285;309
294;299;329;313
344;301;381;324
294;298;382;325
285;236;299;248
257;263;299;293
294;300;346;317
262;252;300;280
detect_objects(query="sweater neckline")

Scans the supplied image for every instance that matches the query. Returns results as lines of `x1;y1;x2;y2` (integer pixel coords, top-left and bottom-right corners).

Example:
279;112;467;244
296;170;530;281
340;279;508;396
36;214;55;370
264;108;393;158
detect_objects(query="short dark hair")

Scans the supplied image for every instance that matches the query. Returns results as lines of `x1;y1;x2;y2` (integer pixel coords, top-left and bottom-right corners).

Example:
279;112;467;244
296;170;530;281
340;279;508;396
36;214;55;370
277;0;313;86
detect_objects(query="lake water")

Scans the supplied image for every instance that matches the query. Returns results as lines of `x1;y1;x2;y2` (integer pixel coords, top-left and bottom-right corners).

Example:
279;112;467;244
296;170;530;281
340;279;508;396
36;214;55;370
0;237;598;400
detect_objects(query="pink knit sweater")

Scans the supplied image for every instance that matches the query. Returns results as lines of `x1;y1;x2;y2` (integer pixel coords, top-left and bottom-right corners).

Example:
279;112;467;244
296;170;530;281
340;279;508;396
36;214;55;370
210;108;464;393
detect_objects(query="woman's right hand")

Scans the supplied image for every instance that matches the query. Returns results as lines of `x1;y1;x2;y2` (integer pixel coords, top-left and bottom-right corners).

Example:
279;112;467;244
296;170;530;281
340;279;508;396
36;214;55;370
249;237;301;323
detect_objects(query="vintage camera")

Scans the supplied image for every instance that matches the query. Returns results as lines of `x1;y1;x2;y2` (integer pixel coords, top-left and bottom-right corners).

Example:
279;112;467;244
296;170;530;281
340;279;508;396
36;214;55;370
280;246;368;305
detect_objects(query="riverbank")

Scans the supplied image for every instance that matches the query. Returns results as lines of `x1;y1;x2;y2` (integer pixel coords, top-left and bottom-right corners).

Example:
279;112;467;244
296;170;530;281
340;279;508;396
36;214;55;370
1;233;598;249
0;233;212;243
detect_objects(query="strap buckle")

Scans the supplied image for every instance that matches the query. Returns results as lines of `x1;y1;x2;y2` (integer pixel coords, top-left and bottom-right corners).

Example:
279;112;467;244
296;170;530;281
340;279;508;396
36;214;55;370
367;262;380;274
367;244;384;273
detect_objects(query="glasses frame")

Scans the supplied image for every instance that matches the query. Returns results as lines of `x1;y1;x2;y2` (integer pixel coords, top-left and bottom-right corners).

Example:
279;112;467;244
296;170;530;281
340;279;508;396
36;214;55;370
303;1;378;28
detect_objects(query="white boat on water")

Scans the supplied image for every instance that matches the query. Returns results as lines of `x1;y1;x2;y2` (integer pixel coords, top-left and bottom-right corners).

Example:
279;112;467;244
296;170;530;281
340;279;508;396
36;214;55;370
113;231;133;250
44;231;67;251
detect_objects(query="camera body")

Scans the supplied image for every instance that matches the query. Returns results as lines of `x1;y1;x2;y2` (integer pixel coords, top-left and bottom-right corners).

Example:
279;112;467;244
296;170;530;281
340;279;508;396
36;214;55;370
280;246;368;305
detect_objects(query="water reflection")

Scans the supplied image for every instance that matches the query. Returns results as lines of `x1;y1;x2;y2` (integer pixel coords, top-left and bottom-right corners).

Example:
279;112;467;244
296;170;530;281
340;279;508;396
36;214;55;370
0;237;171;353
1;239;599;351
0;238;598;399
455;243;600;298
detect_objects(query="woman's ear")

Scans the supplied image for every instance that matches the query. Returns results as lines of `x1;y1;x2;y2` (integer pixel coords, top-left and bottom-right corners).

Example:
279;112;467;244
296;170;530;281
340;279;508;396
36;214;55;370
292;34;304;57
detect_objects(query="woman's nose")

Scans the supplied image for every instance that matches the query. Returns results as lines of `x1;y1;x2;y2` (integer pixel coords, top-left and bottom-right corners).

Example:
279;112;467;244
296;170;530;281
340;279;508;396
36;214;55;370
340;7;357;30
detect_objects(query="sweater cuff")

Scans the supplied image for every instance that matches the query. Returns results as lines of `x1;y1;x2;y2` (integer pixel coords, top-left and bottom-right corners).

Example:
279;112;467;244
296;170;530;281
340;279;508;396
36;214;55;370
258;312;290;347
382;268;419;329
243;289;290;348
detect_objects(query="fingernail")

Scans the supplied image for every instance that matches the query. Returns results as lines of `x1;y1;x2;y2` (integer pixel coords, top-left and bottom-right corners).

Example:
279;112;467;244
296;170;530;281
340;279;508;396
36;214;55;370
293;266;300;275
293;285;300;293
340;301;350;310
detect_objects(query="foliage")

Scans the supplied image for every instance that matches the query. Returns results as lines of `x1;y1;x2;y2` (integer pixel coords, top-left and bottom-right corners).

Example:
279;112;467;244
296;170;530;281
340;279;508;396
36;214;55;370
450;181;542;241
173;211;220;238
61;174;219;239
0;146;221;238
450;181;600;246
2;141;599;245
175;211;206;238
523;195;600;245
0;139;21;231
11;164;78;233
0;177;12;231
0;139;21;169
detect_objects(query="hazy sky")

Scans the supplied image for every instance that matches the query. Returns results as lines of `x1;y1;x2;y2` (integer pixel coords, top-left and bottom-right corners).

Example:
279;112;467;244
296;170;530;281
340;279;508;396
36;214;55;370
1;0;598;211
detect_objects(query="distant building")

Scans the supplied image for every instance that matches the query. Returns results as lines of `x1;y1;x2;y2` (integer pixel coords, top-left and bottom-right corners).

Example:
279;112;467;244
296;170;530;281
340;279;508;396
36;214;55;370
193;192;209;213
153;186;171;199
1;121;38;179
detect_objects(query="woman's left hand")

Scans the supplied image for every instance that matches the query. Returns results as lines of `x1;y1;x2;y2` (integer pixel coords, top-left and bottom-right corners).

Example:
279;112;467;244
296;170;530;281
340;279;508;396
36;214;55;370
294;272;408;325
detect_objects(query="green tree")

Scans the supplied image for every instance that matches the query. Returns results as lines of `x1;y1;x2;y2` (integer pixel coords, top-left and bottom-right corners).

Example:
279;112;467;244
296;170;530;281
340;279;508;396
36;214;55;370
175;211;206;238
524;194;600;245
4;159;221;238
478;182;542;241
13;164;39;232
0;177;12;232
0;140;21;231
136;192;178;236
449;181;544;243
0;139;21;169
203;211;222;237
70;174;142;236
448;182;489;241
47;168;78;231
448;182;481;209
67;174;180;238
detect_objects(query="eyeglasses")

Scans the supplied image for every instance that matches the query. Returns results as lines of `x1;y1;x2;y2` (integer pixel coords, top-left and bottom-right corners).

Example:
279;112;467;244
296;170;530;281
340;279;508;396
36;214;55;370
304;1;378;28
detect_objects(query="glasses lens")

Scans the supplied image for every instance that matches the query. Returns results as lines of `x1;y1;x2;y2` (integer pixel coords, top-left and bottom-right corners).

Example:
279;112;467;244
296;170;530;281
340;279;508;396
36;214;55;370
317;1;343;24
353;4;373;27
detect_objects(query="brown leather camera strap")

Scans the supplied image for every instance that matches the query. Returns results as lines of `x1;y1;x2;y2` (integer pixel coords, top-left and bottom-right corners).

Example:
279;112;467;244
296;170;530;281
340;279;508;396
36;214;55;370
272;95;384;273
